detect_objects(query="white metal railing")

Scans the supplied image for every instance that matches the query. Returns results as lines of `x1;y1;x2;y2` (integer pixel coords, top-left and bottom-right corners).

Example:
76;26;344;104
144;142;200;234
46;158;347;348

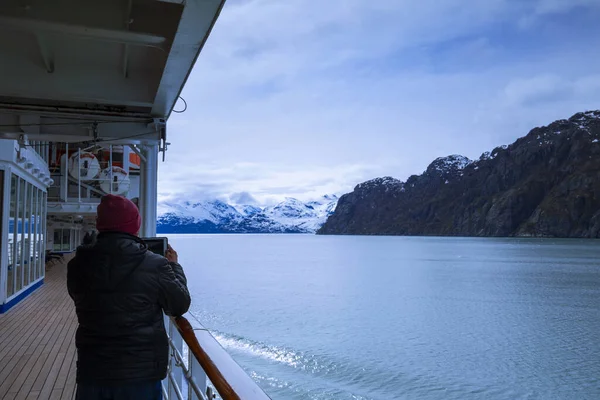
162;314;271;400
163;315;209;400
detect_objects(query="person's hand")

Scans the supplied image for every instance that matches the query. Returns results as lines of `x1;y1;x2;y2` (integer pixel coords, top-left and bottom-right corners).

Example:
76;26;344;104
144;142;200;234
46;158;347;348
165;244;178;263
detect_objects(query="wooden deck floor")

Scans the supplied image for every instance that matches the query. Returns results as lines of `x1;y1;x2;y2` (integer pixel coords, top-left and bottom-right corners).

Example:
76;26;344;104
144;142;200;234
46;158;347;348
0;257;77;400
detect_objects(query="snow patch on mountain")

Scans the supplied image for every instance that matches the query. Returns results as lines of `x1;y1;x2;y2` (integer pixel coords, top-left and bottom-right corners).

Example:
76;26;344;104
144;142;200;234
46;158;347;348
232;204;262;216
428;155;473;174
356;177;403;191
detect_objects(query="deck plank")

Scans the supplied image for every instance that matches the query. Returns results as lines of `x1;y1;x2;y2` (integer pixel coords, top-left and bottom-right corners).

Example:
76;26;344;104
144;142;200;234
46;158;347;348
4;291;72;396
0;260;77;400
48;390;63;400
0;287;58;364
12;309;72;400
61;348;78;400
37;315;78;398
0;270;63;354
0;293;68;383
53;326;77;391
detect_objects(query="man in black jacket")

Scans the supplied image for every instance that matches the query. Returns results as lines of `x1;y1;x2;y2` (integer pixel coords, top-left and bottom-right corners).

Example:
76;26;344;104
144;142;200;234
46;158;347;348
68;194;190;400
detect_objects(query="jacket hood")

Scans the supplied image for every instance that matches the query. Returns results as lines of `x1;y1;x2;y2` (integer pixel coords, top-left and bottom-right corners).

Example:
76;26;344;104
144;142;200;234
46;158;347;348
75;232;148;290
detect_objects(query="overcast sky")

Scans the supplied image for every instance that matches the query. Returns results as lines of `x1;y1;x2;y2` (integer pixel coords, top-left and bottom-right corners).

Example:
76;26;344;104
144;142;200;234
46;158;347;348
157;0;600;205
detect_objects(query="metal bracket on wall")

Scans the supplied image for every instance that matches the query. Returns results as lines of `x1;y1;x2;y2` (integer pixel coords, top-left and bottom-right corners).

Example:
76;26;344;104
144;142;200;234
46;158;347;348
160;141;170;162
152;118;168;162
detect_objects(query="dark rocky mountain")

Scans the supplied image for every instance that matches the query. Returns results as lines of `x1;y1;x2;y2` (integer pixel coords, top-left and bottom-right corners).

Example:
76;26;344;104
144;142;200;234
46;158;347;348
318;111;600;238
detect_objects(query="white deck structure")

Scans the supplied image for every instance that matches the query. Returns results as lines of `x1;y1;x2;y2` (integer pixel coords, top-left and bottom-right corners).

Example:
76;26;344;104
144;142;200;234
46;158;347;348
0;1;271;399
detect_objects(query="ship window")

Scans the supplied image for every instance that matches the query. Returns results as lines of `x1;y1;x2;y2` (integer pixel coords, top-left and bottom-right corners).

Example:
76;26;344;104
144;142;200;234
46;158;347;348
31;187;40;282
62;229;70;251
0;171;3;298
0;173;3;280
53;229;61;251
36;188;43;280
23;183;31;287
39;191;47;279
53;228;73;252
16;177;26;292
5;173;48;299
7;175;17;297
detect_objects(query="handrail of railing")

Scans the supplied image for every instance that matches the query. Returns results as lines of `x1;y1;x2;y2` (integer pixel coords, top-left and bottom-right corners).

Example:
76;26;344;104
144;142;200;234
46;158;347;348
170;315;272;400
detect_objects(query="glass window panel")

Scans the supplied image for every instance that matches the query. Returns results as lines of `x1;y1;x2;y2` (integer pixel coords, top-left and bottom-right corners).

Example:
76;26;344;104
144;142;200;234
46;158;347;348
8;175;17;297
0;173;2;283
16;177;25;292
0;171;3;297
29;185;34;282
53;229;61;251
35;187;40;280
42;191;47;278
0;172;3;287
61;229;70;251
35;188;39;280
24;182;31;287
37;188;42;280
32;187;39;281
38;188;43;280
39;191;46;279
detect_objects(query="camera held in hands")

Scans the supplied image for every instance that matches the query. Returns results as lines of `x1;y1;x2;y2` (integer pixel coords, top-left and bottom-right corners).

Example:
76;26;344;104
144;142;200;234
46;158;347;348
142;237;168;256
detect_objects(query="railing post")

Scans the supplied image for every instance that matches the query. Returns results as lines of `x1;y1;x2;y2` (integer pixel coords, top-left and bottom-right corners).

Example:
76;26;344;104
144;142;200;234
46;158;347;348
164;314;271;400
139;144;158;237
189;347;208;400
168;318;184;400
109;145;113;194
162;315;170;398
62;143;69;201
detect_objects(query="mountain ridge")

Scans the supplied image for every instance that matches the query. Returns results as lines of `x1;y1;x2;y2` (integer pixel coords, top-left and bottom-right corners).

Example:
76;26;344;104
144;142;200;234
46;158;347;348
157;195;338;234
318;110;600;238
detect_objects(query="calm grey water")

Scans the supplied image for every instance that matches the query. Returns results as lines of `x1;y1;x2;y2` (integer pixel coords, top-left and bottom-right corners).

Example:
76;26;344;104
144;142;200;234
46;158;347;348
169;234;600;400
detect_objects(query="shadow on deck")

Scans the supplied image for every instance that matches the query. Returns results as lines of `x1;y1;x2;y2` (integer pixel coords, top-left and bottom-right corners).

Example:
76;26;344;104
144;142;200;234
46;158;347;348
0;256;77;400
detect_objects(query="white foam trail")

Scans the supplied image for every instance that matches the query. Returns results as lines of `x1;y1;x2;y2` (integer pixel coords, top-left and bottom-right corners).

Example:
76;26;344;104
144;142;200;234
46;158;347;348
211;331;381;400
212;332;306;368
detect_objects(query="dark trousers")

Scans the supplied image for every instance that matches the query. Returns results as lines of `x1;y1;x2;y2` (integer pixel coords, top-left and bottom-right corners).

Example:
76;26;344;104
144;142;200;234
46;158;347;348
76;381;162;400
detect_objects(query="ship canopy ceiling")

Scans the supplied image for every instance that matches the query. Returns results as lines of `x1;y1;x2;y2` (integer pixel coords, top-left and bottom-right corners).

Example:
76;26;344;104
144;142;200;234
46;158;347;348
0;0;224;144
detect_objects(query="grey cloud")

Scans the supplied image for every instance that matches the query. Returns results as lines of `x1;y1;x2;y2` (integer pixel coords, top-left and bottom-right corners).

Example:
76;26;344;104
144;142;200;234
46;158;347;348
229;191;259;205
158;0;600;203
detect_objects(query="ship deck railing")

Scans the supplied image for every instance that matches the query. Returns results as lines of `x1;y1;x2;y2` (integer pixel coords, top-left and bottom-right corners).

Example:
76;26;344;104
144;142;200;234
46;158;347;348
164;315;271;400
0;256;271;400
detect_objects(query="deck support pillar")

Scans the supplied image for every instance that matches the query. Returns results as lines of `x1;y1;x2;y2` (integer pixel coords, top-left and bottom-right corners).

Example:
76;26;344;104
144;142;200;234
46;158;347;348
139;143;158;237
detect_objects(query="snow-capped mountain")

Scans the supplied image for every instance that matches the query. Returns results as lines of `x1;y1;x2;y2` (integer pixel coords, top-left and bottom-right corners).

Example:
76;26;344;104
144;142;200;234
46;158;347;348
233;204;262;216
158;200;242;224
157;195;339;234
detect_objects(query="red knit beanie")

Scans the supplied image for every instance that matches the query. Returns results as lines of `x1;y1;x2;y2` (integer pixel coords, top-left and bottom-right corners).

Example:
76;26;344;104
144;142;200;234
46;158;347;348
96;194;141;235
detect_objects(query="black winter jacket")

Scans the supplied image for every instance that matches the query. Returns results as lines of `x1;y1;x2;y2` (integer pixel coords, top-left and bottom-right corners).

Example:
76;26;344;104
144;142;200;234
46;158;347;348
67;232;191;384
